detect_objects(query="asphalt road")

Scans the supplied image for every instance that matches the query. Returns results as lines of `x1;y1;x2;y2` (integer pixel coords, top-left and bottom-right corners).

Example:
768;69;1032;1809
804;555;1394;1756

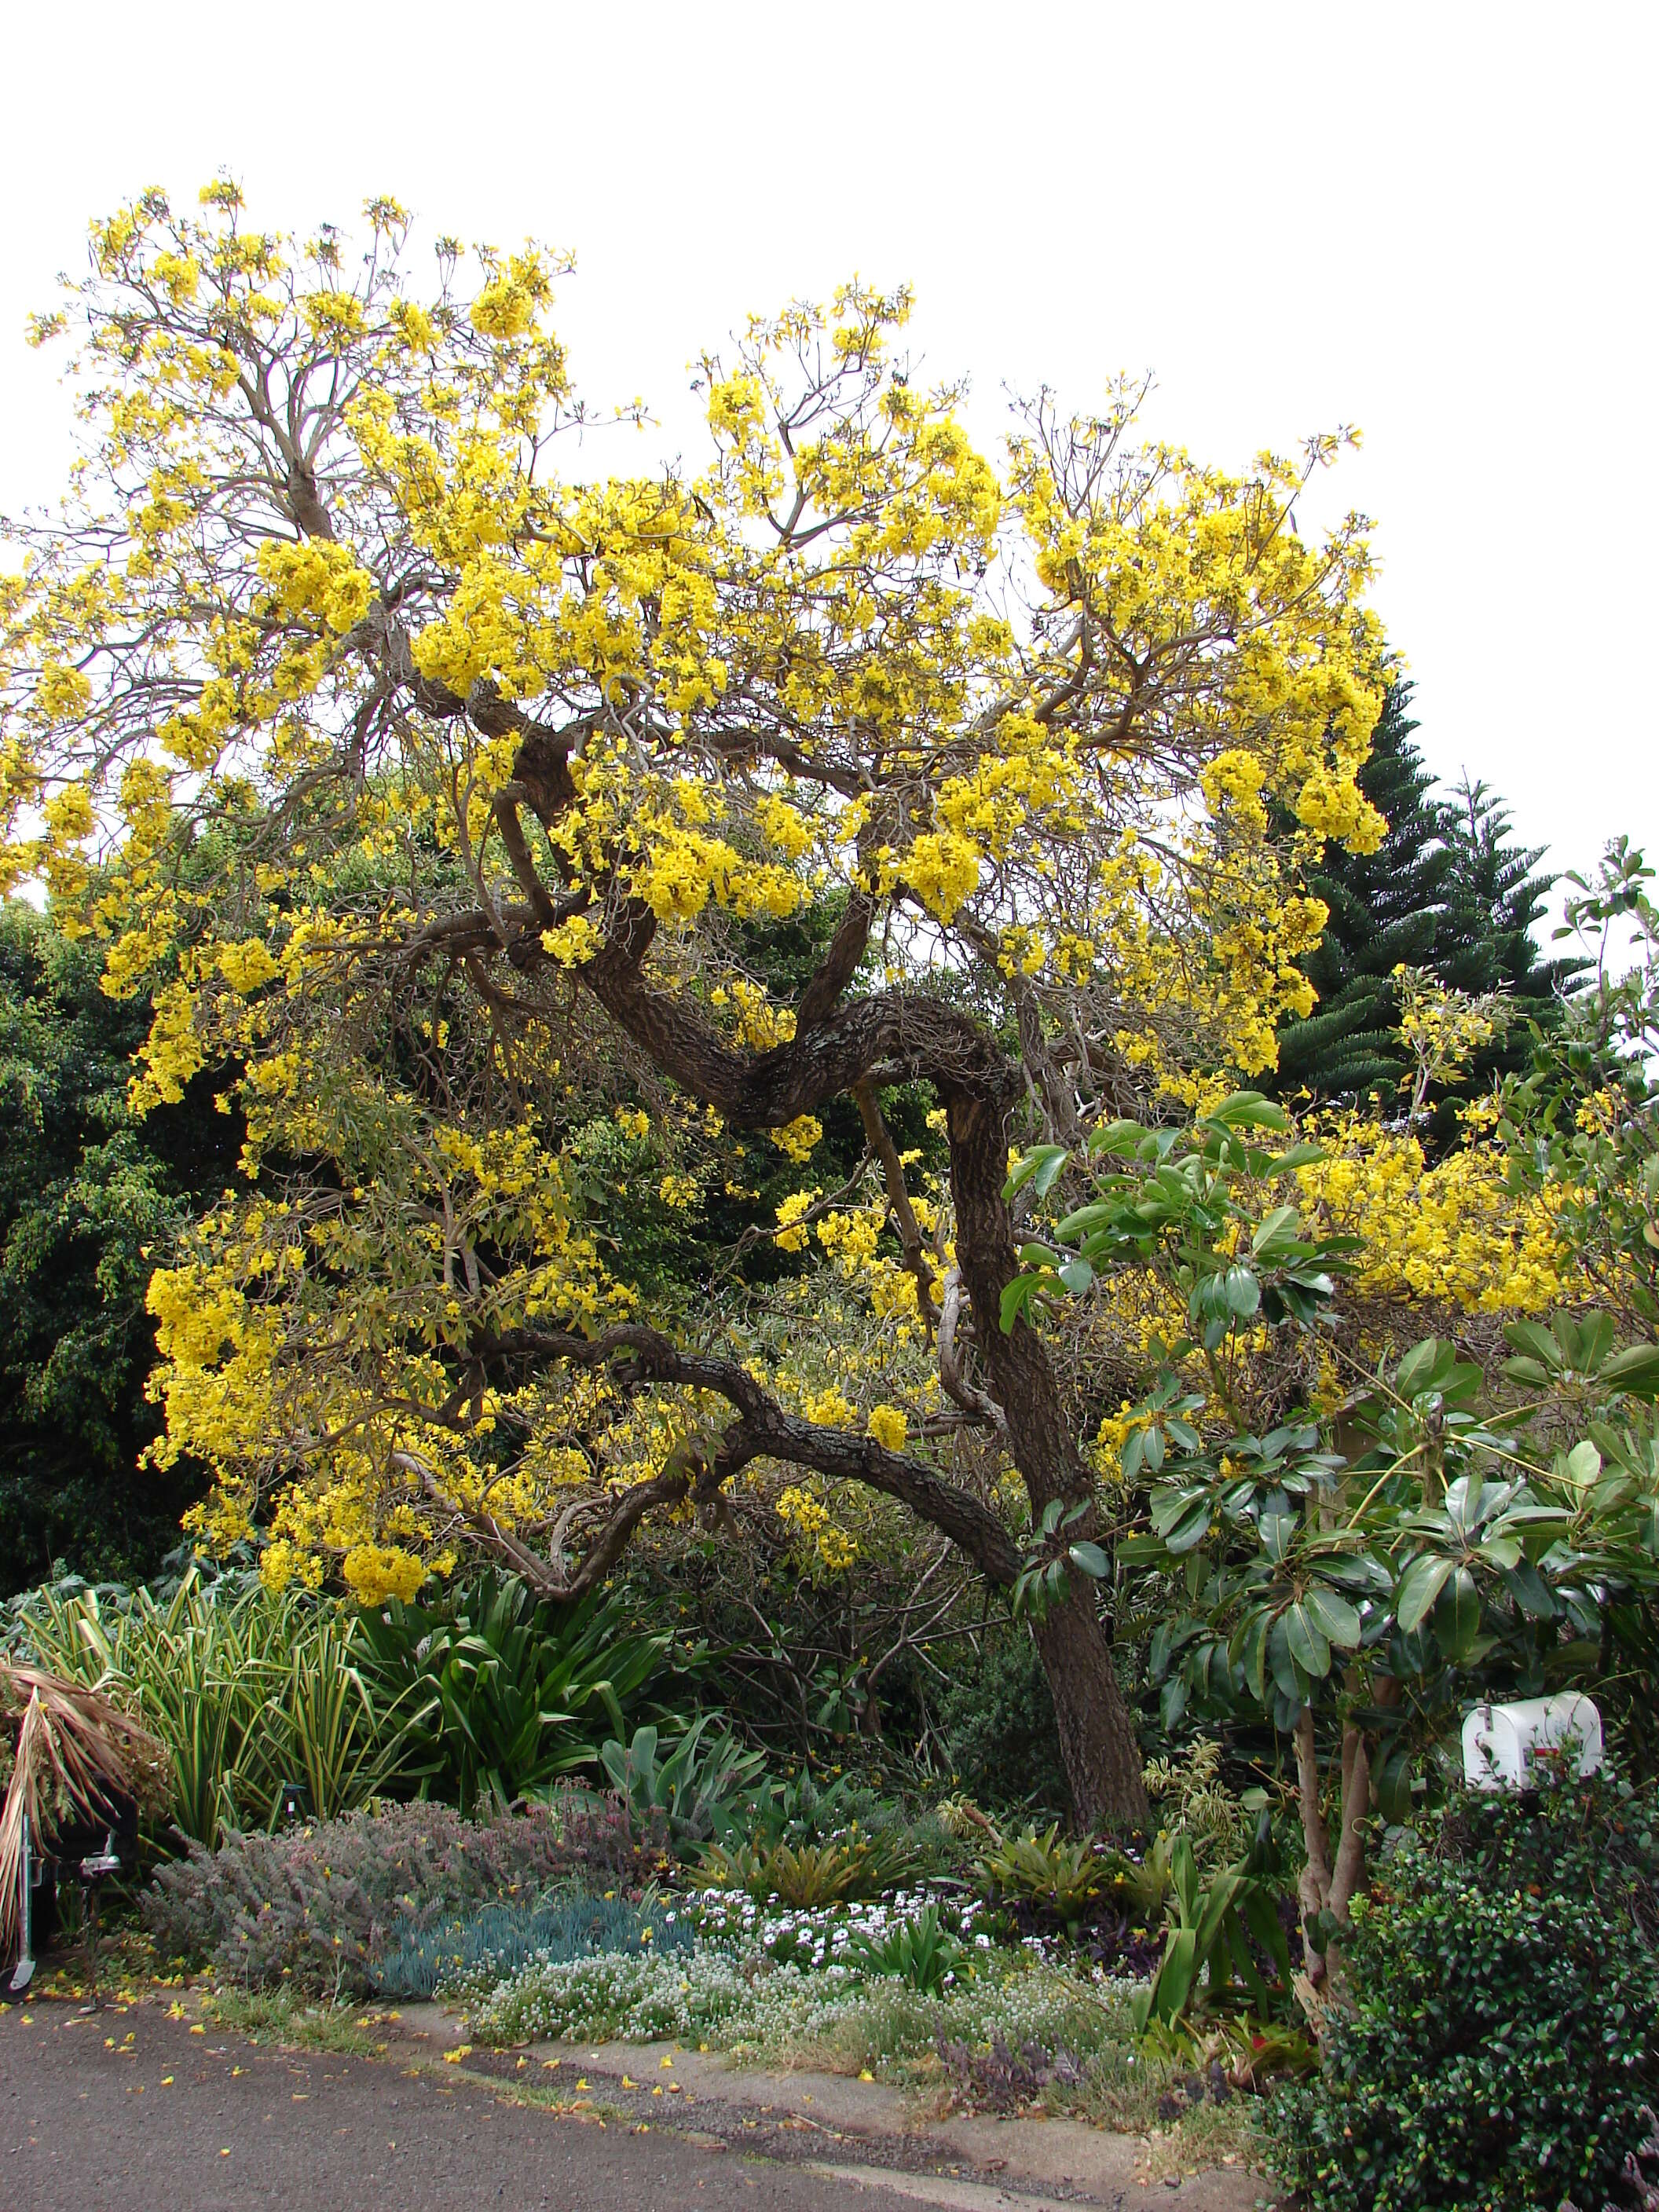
1;1998;929;2212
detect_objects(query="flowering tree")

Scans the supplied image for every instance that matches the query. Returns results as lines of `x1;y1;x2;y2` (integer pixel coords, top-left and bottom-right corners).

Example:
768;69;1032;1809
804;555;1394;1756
0;188;1390;1824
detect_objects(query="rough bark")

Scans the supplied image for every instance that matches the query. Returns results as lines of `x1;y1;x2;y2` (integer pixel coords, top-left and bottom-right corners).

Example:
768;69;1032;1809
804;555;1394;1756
942;1085;1151;1831
1031;1595;1151;1833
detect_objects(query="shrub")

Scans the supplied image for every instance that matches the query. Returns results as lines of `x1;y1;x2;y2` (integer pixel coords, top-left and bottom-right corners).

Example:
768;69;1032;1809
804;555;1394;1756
932;1630;1069;1813
145;1790;641;1994
699;1829;921;1906
353;1576;678;1812
371;1889;693;2000
599;1717;765;1847
1270;1774;1659;2212
9;1565;415;1844
847;1901;966;1994
976;1821;1111;1921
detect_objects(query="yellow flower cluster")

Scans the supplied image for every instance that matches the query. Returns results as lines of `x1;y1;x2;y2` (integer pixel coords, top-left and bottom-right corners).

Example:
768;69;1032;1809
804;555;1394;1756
770;1115;823;1165
774;1485;860;1573
801;1386;856;1428
1297;1116;1566;1313
866;1404;909;1452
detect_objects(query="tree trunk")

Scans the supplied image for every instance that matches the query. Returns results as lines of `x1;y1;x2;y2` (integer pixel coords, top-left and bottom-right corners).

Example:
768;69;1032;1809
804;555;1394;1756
1294;1703;1372;1989
946;1085;1151;1833
1032;1591;1150;1832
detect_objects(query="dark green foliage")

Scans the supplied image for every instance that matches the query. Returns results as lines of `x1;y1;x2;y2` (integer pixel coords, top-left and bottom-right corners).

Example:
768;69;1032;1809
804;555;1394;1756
144;1792;643;1993
0;906;240;1593
350;1574;688;1811
1276;685;1452;1104
932;1629;1070;1813
371;1888;690;2001
1270;1774;1659;2211
1276;685;1579;1116
846;1899;966;1994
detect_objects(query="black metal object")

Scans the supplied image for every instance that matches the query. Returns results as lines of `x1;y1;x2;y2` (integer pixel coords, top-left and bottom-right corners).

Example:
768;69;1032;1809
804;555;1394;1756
275;1778;313;1826
8;1793;137;2005
76;1829;121;2009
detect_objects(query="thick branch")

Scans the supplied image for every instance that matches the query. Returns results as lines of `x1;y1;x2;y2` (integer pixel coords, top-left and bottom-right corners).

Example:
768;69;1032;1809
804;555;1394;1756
397;1447;693;1602
796;891;874;1032
474;1321;1021;1585
937;1264;1007;1434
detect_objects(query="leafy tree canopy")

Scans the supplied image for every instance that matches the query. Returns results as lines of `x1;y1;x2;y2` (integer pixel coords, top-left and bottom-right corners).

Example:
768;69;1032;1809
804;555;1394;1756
0;186;1393;1822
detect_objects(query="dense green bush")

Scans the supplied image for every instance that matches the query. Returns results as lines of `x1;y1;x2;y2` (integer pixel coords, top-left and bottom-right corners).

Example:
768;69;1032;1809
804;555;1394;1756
599;1716;766;1846
353;1573;683;1811
9;1562;416;1844
932;1630;1070;1812
1270;1774;1659;2212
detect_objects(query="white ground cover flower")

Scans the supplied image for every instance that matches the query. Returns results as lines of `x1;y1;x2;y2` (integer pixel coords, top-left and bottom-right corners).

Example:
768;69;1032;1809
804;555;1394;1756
465;1898;1145;2060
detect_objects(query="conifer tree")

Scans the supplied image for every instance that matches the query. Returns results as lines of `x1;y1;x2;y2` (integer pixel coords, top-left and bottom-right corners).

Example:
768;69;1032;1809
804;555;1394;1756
1276;688;1580;1113
1275;684;1450;1103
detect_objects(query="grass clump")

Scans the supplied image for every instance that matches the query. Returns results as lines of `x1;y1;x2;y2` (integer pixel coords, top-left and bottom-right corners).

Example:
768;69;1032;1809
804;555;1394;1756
209;1985;385;2056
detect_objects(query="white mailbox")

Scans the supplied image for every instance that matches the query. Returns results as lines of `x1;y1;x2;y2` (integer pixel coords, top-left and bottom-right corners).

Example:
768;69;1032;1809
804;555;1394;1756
1461;1694;1603;1790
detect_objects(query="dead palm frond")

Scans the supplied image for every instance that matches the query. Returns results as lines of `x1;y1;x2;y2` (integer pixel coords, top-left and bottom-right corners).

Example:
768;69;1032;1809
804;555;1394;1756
0;1661;171;1957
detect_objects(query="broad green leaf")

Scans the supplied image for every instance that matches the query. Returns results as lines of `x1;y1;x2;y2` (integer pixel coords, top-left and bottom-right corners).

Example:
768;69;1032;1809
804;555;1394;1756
1499;1558;1557;1620
1502;1354;1555;1389
1233;1612;1269;1705
1268;1141;1327;1171
1259;1511;1295;1564
1163;1502;1213;1555
1057;1258;1094;1294
1434;1564;1481;1662
1503;1320;1563;1370
1251;1204;1302;1257
1396;1553;1454;1635
1573;1311;1617;1372
1374;1749;1415;1824
1068;1540;1111;1580
1151;1928;1199;2025
1005;1146;1070;1203
1207;1091;1290;1133
1396;1337;1451;1397
1566;1439;1603;1489
1604;1343;1659;1399
1304;1584;1363;1649
1086;1119;1144;1159
1053;1202;1115;1240
1283;1600;1332;1679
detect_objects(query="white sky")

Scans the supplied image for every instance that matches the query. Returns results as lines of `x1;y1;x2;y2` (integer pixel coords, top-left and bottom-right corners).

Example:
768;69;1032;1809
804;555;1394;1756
2;1;1652;913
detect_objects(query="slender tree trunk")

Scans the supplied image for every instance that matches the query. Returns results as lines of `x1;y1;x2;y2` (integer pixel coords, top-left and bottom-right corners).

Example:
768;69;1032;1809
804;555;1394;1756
1294;1704;1372;1990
